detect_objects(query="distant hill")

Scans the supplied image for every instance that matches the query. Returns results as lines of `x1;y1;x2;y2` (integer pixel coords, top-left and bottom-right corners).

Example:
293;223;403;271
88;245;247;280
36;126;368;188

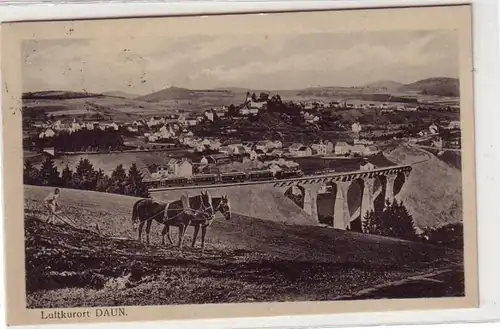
102;91;141;99
22;90;103;100
22;90;175;121
363;80;405;91
401;77;459;97
135;86;196;102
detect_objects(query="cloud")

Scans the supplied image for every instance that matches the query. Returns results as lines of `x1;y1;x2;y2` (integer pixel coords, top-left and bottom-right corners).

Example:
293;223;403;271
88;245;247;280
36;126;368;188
22;30;458;93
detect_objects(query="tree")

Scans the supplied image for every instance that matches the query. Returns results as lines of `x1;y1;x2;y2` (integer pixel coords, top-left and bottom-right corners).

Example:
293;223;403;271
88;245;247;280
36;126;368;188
363;199;417;241
95;169;111;192
109;164;127;194
126;163;149;197
111;164;127;183
227;104;238;117
73;158;98;190
259;92;270;102
39;157;60;186
61;165;73;188
23;161;40;185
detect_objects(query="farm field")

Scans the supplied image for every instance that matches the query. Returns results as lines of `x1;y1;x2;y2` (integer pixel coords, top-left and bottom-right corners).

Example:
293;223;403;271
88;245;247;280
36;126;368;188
24;185;464;308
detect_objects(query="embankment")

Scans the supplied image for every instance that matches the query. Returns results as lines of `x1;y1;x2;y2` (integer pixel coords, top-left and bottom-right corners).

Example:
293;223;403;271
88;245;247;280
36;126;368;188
150;184;316;226
386;144;462;229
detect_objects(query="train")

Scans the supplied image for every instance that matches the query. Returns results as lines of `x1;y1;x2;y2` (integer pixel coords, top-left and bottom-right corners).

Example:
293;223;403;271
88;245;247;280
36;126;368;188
145;167;304;189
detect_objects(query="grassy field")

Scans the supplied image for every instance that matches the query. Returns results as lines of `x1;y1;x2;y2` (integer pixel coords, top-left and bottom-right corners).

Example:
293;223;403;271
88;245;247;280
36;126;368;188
24;185;464;308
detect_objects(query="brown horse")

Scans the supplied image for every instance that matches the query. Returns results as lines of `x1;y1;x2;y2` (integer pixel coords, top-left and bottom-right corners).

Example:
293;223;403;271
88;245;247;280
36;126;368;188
162;194;232;252
130;191;213;249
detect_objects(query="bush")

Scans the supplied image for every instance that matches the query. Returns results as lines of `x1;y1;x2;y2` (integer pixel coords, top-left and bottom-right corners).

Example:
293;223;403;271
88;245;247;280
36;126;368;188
363;199;418;241
421;222;463;250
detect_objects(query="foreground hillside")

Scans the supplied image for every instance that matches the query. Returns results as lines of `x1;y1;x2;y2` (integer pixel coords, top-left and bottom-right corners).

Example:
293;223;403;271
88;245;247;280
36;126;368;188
386;144;462;228
24;185;464;308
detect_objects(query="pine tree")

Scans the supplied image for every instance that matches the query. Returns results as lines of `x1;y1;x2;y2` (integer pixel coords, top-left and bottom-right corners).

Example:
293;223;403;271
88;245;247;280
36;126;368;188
39;157;60;186
73;158;98;190
95;169;111;192
61;165;73;188
126;163;149;197
23;161;40;185
109;164;127;194
111;164;127;183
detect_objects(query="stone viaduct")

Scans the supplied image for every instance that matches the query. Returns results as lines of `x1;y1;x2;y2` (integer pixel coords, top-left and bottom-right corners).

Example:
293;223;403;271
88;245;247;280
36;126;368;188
149;164;413;232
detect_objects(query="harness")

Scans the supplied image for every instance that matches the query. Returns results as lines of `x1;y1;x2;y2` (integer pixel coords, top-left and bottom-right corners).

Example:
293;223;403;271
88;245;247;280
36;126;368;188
161;195;214;223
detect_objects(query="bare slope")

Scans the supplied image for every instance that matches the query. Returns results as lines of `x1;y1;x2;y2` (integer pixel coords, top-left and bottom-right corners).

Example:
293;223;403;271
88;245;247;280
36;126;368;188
386;144;462;228
22;91;172;121
24;185;463;308
151;184;317;226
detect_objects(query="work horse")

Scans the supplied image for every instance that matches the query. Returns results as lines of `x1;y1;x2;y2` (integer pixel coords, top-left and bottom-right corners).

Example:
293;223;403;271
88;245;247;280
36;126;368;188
130;191;231;251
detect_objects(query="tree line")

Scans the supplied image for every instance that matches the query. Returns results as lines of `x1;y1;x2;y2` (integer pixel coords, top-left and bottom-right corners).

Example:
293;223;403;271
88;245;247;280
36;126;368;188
25;127;132;153
24;157;149;198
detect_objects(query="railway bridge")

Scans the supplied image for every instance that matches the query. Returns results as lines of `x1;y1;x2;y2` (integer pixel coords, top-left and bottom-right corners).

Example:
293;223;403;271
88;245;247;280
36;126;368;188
149;164;413;232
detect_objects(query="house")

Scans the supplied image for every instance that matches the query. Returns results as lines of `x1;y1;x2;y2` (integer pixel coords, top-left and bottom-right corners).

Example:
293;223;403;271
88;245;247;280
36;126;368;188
42;147;55;156
269;148;283;157
364;145;379;156
433;137;444;149
239;108;250;116
311;141;334;155
203;110;215;122
296;146;312;157
288;143;303;154
242;142;254;153
71;120;82;132
215;111;226;118
231;145;247;155
185;117;198;126
249;149;266;160
254;141;269;152
219;146;233;154
271;140;283;149
200;156;209;166
139;167;152;180
351;144;366;155
39;128;56;139
207;154;232;165
167;159;193;178
334;142;350;155
151;165;170;178
208;140;221;151
448;121;460;129
351;122;362;135
360;160;376;171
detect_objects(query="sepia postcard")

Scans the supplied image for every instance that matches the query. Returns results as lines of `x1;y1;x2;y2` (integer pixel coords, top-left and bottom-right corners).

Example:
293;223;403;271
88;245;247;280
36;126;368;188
1;4;478;327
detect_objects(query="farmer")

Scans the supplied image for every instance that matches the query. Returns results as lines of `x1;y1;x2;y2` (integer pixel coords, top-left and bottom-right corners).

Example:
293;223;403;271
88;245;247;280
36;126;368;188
44;188;61;224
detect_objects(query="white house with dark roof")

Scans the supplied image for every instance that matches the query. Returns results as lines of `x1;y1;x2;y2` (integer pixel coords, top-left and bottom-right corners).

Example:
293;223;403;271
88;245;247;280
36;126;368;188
334;142;350;155
288;143;303;154
167;158;193;178
296;146;312;157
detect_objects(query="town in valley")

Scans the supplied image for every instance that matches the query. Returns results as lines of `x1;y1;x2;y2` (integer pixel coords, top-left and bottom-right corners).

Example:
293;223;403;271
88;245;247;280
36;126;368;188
21;29;466;308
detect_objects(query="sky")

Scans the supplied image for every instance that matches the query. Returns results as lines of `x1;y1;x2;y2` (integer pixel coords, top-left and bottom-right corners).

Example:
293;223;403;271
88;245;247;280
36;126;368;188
22;30;458;95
